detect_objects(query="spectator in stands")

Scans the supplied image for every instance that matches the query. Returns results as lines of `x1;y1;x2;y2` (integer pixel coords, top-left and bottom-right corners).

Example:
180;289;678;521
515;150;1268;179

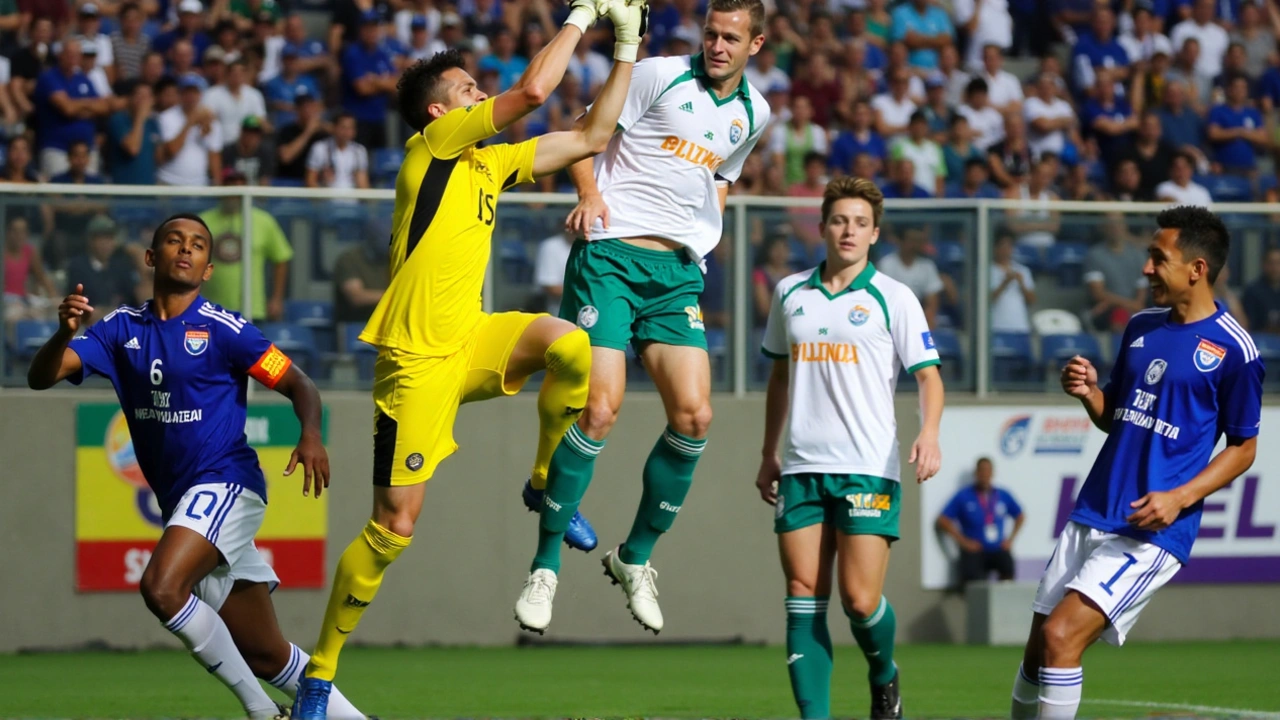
1120;2;1174;64
281;13;331;79
263;47;321;128
872;66;918;140
953;0;1013;72
567;32;610;102
1117;111;1176;198
9;17;55;121
204;58;268;149
921;74;954;139
1214;262;1249;327
882;157;932;198
1158;78;1209;161
34;38;110;177
305;112;368;191
890;0;954;71
1084;67;1140;161
79;40;111;99
988;114;1033;189
879;223;944;329
1110;156;1152;201
1051;0;1094;44
332;228;390;325
881;41;928;103
1166;37;1213;111
1025;71;1078;160
828;98;887;177
104;79;158;185
402;14;443;62
745;42;788;98
0;54;19;132
1243;246;1280;333
936;457;1025;587
947;157;1002;198
791;49;841;128
785;151;828;249
752;234;793;324
156;74;221;186
139;51;166;88
1231;0;1275;79
223;115;274;185
1061;157;1105;201
1207;73;1268;174
341;10;397;148
1212;41;1252;96
771;95;828;189
274;86;327;183
0;137;51;236
64;214;143;323
1171;0;1231;78
169;38;200;84
1072;7;1131;97
978;43;1024;115
990;228;1035;333
110;2;150;81
1156;150;1214;205
957;77;1005;152
1005;158;1060;250
74;2;113;78
154;0;212;60
479;27;528;92
2;215;58;323
864;0;894;47
891;110;947;196
531;228;572;317
1085;213;1149;332
200;168;293;320
936;43;971;108
943;113;985;180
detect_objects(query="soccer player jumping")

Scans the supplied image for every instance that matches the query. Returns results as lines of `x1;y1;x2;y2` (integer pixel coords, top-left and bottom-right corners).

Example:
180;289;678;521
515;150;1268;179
28;215;367;719
1011;206;1264;720
292;1;647;715
514;0;772;636
756;178;944;720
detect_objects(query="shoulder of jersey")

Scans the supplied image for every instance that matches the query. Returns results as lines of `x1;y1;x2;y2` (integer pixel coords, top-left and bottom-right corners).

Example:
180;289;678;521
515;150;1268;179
866;268;913;300
1127;306;1171;333
776;268;815;297
743;78;772;118
194;301;250;335
1213;311;1260;365
99;301;148;325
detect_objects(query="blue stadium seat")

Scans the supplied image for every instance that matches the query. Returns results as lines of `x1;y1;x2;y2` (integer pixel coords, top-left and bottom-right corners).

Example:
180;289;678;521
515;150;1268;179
1045;242;1087;286
1040;333;1103;370
933;240;964;276
260;323;317;376
286;300;336;354
1253;333;1280;366
343;323;377;381
705;327;728;387
931;328;962;380
991;331;1033;384
270;177;305;188
499;238;533;283
1011;244;1042;274
12;320;60;365
372;148;405;187
1203;174;1253;203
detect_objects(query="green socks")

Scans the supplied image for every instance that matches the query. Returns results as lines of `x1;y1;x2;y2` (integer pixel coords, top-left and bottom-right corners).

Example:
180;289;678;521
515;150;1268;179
619;427;705;565
848;595;898;686
786;597;833;719
531;424;603;573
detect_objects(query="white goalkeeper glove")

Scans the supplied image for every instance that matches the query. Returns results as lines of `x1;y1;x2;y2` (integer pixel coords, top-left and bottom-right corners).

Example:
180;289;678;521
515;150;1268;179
563;0;599;34
608;0;649;63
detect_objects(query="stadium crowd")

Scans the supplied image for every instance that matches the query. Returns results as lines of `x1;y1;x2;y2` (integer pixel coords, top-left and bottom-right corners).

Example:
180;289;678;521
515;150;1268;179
5;0;1280;375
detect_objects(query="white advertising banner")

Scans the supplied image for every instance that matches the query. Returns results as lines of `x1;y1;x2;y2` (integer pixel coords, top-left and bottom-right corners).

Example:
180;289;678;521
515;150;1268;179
920;407;1280;589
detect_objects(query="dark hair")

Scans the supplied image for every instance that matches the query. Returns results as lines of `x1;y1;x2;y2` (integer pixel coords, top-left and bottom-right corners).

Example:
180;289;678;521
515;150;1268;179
909;109;927;125
802;150;826;167
1156;205;1230;284
120;2;141;16
963;157;988;172
68;139;91;155
151;213;213;250
154;76;177;95
965;77;989;97
976;456;993;467
708;0;766;37
398;49;466;132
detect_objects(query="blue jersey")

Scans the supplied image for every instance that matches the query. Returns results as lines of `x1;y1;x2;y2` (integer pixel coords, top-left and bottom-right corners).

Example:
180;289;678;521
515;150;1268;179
67;297;294;518
1071;304;1264;563
941;485;1023;552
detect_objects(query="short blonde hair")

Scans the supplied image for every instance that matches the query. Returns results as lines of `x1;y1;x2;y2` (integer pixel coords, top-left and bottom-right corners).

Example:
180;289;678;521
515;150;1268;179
821;177;884;227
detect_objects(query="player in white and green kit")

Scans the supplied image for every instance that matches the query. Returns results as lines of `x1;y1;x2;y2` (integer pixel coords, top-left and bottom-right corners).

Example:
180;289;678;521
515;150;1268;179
756;177;945;720
512;0;772;635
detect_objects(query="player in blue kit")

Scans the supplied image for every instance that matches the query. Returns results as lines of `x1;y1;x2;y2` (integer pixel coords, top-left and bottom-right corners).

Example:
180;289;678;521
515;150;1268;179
27;215;368;720
1010;206;1264;720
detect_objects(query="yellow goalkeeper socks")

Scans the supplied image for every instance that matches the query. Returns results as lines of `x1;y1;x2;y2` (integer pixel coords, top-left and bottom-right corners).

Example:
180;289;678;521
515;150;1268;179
305;520;410;681
529;329;591;490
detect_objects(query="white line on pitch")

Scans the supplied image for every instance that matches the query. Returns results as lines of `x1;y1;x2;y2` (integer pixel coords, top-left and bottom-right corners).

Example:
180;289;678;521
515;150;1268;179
1088;698;1280;717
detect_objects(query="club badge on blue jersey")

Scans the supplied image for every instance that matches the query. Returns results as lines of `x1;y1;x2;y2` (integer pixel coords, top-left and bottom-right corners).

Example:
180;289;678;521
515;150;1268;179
729;119;744;145
1144;358;1167;385
1193;338;1226;372
848;305;870;326
185;329;210;356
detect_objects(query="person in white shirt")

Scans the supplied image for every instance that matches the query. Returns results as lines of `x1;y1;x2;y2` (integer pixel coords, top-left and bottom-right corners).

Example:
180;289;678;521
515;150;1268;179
757;175;943;720
304;113;370;191
203;58;269;148
1119;3;1173;64
156;76;222;186
990;230;1035;333
890;110;946;196
1170;0;1230;78
80;42;113;98
979;43;1024;115
939;44;971;109
568;33;613;102
1156;152;1213;207
953;0;1013;72
745;41;790;97
872;67;918;139
877;223;944;328
1024;72;1078;159
75;2;115;81
534;229;575;317
957;77;1005;152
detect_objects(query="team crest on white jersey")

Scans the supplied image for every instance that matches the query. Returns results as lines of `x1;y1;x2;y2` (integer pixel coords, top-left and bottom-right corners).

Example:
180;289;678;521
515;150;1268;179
848;305;870;326
185;329;210;356
577;305;599;329
1194;339;1226;372
729;119;745;145
1144;358;1167;385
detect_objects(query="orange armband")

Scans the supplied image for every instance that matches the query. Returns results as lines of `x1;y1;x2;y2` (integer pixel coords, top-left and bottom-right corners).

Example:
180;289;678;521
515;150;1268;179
248;343;293;389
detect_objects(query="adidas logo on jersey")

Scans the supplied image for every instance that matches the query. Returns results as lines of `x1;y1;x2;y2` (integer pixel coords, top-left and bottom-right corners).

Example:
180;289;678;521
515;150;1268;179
792;307;805;317
125;337;141;350
679;101;694;113
1131;336;1145;348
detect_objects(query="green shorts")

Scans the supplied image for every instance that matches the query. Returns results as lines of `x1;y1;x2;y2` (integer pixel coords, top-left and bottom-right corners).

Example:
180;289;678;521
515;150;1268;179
774;473;901;539
559;239;706;351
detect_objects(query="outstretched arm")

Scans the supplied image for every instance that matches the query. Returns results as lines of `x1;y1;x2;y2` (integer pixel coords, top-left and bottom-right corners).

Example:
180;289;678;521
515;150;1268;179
491;0;604;132
28;286;93;390
272;365;330;498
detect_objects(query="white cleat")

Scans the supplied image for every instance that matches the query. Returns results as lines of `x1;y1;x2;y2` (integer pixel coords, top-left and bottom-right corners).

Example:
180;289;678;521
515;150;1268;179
514;568;558;634
601;546;664;634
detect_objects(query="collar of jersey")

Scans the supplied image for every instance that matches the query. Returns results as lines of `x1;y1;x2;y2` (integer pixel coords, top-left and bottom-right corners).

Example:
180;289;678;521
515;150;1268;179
689;52;750;106
804;261;876;300
142;296;206;323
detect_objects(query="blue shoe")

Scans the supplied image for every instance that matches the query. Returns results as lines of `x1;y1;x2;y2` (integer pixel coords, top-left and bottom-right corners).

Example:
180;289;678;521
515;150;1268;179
522;479;598;552
292;676;332;720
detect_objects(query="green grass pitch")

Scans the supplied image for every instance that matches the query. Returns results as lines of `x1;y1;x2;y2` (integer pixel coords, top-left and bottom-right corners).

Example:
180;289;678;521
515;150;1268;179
2;642;1277;718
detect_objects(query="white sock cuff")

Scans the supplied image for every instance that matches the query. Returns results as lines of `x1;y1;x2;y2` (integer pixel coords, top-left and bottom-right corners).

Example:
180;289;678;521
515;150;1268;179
849;596;888;627
784;597;830;614
1018;663;1040;687
268;643;306;689
163;595;201;632
662;428;706;457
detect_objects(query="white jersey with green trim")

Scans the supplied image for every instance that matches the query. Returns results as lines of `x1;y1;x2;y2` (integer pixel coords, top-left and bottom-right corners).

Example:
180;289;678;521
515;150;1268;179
585;53;770;260
761;262;941;480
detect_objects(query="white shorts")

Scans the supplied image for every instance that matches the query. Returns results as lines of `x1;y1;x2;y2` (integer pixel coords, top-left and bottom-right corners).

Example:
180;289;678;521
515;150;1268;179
1032;521;1181;646
166;482;280;612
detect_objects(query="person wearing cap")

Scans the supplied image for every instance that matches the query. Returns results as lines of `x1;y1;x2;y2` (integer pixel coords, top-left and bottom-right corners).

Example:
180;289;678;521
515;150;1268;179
340;9;397;148
274;86;329;181
105;78;161;185
34;37;113;178
201;44;229;87
75;2;116;82
199;167;293;321
405;14;446;62
292;0;648;710
110;2;152;81
223;114;276;185
204;57;269;148
78;37;113;97
263;46;322;127
64;215;143;322
153;0;212;60
156;74;222;186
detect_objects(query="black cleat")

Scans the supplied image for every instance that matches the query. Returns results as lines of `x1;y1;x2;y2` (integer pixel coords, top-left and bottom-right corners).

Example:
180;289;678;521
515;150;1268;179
870;670;902;720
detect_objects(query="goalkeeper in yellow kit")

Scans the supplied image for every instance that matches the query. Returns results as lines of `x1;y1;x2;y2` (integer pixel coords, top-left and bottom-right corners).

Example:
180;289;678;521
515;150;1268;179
292;0;648;714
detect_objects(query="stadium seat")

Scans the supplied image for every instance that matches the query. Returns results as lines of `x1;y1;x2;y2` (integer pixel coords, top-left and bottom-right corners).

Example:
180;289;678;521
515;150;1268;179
286;299;336;354
1203;174;1253;203
499;238;533;284
1044;242;1087;285
12;320;58;362
1011;243;1042;274
372;148;405;187
991;331;1033;384
1040;333;1103;378
270;177;305;188
931;327;962;380
343;323;377;381
1032;308;1083;336
1253;335;1280;389
933;240;965;276
706;327;728;387
260;323;317;376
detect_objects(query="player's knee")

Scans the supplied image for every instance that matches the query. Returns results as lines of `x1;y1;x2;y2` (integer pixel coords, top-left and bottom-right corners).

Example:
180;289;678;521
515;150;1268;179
668;402;712;439
379;511;417;540
786;577;822;598
841;589;882;620
579;397;619;440
545;328;591;381
1039;615;1084;665
138;568;191;620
